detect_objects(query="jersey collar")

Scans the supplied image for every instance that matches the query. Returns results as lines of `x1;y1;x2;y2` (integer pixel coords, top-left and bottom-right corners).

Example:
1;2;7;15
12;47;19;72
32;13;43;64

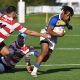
59;13;61;20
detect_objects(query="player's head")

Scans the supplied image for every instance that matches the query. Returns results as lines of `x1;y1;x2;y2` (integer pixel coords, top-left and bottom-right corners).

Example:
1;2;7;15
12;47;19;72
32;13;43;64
17;33;27;47
6;6;17;18
61;6;74;22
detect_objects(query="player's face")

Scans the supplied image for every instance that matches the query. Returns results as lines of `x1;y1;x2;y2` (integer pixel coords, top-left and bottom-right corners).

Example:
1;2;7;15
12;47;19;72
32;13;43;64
62;11;71;22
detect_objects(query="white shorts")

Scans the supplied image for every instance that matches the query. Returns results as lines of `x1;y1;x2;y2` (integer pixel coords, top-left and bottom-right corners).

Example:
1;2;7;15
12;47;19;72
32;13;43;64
40;29;58;50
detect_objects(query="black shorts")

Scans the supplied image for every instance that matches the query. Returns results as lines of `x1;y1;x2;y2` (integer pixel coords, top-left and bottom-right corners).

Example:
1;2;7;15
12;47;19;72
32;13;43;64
40;40;49;45
0;42;6;51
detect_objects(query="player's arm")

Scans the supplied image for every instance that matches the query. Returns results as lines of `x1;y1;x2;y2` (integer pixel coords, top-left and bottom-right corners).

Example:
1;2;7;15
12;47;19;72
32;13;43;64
13;22;50;38
47;26;64;37
47;16;64;37
24;29;50;38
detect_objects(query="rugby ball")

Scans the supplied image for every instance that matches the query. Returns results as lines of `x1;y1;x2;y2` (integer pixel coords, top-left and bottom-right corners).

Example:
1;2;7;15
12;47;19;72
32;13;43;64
53;27;65;34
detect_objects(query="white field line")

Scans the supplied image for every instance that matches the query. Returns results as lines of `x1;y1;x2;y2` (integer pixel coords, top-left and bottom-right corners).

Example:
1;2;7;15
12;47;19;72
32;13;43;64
65;35;80;37
16;64;80;67
56;48;80;50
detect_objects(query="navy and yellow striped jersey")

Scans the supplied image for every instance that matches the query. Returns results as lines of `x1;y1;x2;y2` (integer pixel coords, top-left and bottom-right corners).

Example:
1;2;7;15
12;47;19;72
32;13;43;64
48;15;66;28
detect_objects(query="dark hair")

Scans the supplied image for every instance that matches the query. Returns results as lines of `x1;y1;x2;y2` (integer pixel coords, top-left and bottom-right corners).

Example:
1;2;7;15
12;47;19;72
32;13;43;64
61;6;74;16
6;6;16;14
0;8;6;14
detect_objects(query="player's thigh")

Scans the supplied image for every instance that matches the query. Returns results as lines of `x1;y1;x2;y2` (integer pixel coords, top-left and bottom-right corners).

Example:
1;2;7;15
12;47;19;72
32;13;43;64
40;42;49;55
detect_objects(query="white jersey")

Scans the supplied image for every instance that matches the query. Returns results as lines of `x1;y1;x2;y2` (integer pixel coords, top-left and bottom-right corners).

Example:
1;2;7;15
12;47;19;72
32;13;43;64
1;41;29;68
0;15;27;43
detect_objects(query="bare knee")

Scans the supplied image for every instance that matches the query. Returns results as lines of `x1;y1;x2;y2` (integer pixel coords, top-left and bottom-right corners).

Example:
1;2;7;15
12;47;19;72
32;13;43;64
0;46;9;56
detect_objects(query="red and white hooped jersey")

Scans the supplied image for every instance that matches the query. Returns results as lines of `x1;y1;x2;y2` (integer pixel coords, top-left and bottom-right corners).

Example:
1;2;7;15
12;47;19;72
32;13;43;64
0;15;27;43
1;41;29;68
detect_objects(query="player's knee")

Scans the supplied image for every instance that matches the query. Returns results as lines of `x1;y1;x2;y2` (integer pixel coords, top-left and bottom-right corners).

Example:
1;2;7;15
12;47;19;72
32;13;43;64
0;47;9;56
2;50;9;56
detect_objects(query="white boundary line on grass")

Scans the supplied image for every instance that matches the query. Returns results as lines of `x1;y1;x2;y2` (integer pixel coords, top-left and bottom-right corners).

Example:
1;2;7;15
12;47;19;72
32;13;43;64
16;64;80;67
65;35;80;37
56;48;80;50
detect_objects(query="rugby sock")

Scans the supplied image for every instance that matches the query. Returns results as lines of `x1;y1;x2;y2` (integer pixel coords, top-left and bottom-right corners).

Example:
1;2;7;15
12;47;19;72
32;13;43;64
34;63;40;68
25;56;30;62
33;63;40;72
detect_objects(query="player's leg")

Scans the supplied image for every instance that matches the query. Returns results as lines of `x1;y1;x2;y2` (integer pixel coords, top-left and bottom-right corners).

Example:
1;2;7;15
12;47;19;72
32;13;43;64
31;28;56;77
0;57;6;72
31;40;56;77
42;49;52;62
0;42;9;56
0;63;5;72
31;41;49;77
25;55;32;73
25;49;39;73
36;41;49;64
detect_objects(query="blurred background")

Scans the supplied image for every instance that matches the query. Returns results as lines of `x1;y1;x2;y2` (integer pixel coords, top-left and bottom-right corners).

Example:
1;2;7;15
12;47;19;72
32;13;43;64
0;0;80;23
0;0;80;18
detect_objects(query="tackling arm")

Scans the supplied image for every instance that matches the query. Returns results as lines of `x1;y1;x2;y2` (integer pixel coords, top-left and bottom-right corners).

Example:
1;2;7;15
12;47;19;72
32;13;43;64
24;29;51;38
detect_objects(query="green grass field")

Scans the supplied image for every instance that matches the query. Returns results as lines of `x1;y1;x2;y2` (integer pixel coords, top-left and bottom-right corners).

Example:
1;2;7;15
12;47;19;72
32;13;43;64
0;13;80;80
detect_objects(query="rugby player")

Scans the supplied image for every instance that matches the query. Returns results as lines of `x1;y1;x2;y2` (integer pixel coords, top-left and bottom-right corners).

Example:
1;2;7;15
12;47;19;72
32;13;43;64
0;6;50;56
0;33;38;72
31;6;74;77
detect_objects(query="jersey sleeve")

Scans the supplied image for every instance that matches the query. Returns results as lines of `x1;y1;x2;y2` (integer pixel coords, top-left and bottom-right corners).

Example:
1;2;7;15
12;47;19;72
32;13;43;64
13;22;27;33
9;43;15;55
48;16;58;28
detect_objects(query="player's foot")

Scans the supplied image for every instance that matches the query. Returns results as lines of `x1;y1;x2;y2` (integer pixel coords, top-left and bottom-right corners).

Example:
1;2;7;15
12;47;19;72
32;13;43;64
26;65;32;73
31;71;37;77
26;62;32;73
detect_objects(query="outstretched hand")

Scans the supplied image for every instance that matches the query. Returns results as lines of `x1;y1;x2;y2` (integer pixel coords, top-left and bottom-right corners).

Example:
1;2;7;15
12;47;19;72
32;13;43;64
67;25;73;30
42;33;51;38
66;23;73;30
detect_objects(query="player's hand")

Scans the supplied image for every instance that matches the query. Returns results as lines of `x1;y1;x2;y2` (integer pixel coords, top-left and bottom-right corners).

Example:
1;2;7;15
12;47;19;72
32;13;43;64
66;23;73;30
67;25;73;30
42;33;51;38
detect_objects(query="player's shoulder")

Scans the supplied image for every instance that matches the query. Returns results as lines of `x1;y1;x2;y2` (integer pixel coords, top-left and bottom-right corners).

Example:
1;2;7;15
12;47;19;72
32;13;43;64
0;15;16;25
49;15;59;22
